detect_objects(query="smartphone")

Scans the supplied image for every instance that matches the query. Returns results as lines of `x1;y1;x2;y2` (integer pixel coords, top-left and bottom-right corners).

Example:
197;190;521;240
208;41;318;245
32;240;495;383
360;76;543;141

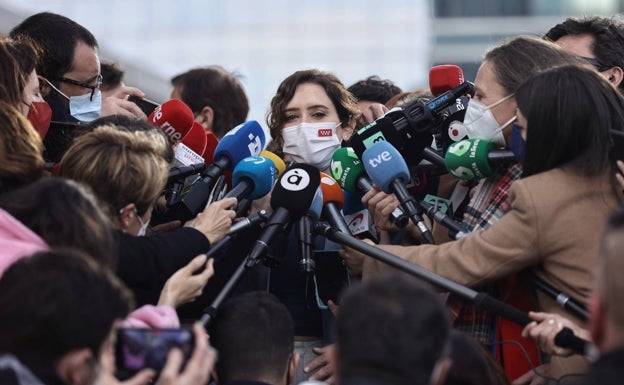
311;250;350;308
115;327;194;378
128;95;160;116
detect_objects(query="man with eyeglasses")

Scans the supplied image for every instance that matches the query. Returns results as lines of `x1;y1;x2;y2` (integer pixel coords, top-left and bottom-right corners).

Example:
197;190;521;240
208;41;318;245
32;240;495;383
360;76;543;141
545;16;624;91
9;12;147;161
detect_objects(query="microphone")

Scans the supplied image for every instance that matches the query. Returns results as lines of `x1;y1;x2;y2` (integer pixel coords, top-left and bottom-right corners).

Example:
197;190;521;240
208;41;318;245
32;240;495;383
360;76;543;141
444;138;517;180
429;64;464;96
173;121;208;166
228;209;271;235
261;150;287;178
341;190;379;242
165;120;266;222
202;131;219;164
319;172;352;235
297;188;323;273
330;147;408;228
350;74;475;166
246;163;321;266
182;122;208;156
362;141;435;244
147;99;194;144
167;163;207;184
223;156;276;201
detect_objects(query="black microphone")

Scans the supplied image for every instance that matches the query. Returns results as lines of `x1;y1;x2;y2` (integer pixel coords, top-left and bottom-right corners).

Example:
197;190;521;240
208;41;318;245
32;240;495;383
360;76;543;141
297;188;323;273
167;163;207;185
245;164;321;266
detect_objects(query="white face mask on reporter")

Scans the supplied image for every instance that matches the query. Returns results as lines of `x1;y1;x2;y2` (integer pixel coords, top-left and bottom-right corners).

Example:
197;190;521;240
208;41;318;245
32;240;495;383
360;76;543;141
461;94;515;147
282;121;342;171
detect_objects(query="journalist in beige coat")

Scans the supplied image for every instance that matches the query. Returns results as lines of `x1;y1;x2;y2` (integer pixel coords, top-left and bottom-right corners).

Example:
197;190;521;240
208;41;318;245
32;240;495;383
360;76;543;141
344;65;624;381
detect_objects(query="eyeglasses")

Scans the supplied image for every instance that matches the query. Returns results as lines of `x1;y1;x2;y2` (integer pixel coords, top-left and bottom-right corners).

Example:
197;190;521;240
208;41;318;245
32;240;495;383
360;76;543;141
56;74;103;101
578;56;612;72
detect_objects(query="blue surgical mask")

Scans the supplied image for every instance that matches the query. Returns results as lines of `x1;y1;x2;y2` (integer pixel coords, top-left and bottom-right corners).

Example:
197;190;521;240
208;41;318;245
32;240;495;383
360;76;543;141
42;78;102;122
510;122;525;164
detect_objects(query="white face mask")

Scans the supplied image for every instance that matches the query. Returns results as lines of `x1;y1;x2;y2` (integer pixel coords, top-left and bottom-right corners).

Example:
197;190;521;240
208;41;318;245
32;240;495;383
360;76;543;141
42;77;102;122
282;121;341;171
461;94;514;147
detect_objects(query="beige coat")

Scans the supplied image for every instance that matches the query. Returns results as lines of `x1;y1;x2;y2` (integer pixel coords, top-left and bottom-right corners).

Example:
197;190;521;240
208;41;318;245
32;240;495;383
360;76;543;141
362;166;622;377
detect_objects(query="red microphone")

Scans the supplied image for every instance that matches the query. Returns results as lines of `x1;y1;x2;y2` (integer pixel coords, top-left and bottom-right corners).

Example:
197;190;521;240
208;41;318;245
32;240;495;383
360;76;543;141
147;99;194;143
319;172;351;234
202;131;219;164
429;65;464;96
181;121;208;156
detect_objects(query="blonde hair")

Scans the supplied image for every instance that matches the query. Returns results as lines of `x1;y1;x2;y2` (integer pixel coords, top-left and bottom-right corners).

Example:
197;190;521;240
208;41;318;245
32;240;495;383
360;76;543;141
0;101;44;190
58;125;168;222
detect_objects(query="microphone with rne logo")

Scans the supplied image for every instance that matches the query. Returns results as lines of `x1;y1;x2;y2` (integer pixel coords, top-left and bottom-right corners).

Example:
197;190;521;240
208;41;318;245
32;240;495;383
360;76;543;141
319;172;352;235
173;121;208;166
147;99;194;144
202;130;219;165
245;164;321;266
165;120;266;222
444;138;517;181
363;141;435;244
330;147;408;228
223;156;275;201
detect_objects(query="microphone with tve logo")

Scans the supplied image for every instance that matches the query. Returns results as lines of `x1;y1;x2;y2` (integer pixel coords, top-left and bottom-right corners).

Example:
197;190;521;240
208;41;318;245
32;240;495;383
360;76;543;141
363;141;435;244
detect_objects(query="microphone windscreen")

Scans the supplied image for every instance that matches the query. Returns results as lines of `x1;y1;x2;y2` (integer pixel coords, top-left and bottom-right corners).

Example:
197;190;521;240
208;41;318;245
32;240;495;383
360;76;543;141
181;121;208;156
444;138;495;180
270;163;320;220
429;65;464;96
213;121;266;169
362;141;410;193
202;131;219;164
261;150;286;177
319;172;345;210
232;156;276;200
148;99;194;143
330;147;366;193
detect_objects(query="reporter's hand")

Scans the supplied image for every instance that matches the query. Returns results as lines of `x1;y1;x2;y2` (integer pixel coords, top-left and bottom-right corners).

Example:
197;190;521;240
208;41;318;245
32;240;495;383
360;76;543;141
157;323;216;385
521;311;589;357
362;187;402;233
305;343;338;385
158;254;214;308
357;102;388;128
100;86;147;120
185;197;237;244
339;241;373;276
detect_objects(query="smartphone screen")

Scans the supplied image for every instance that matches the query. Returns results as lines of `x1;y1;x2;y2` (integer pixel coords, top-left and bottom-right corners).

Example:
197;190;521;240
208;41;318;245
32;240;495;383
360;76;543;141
115;327;194;378
128;95;160;116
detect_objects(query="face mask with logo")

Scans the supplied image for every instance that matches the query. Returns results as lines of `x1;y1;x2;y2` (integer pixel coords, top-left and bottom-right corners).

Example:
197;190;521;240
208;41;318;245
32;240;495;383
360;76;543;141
509;122;526;165
282;121;341;171
461;94;514;147
41;77;102;122
26;101;52;139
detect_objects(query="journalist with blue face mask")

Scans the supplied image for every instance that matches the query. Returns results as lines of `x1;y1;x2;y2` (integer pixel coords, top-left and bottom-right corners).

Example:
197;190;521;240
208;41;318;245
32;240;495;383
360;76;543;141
9;12;148;162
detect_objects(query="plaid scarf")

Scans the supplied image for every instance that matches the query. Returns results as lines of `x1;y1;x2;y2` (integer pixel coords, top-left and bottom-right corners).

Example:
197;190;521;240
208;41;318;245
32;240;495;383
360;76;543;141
449;163;523;347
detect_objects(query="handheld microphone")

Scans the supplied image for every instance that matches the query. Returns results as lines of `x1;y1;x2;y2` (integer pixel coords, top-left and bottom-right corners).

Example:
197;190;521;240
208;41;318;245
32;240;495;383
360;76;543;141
202;131;219;164
246;164;321;266
297;188;323;273
429;64;464;96
330;147;408;228
167;163;207;184
166;121;266;222
223;156;276;201
182;121;208;156
318;172;352;235
228;209;271;235
147;99;194;144
444;138;517;180
261;150;287;178
350;74;475;166
362;141;435;244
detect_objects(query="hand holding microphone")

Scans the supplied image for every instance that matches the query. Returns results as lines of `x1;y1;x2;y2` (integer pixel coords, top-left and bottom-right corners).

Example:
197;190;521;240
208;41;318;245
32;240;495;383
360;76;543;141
184;197;237;245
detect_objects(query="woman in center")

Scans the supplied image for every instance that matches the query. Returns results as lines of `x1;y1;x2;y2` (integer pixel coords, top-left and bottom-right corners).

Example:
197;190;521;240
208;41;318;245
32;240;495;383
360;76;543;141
264;69;359;384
